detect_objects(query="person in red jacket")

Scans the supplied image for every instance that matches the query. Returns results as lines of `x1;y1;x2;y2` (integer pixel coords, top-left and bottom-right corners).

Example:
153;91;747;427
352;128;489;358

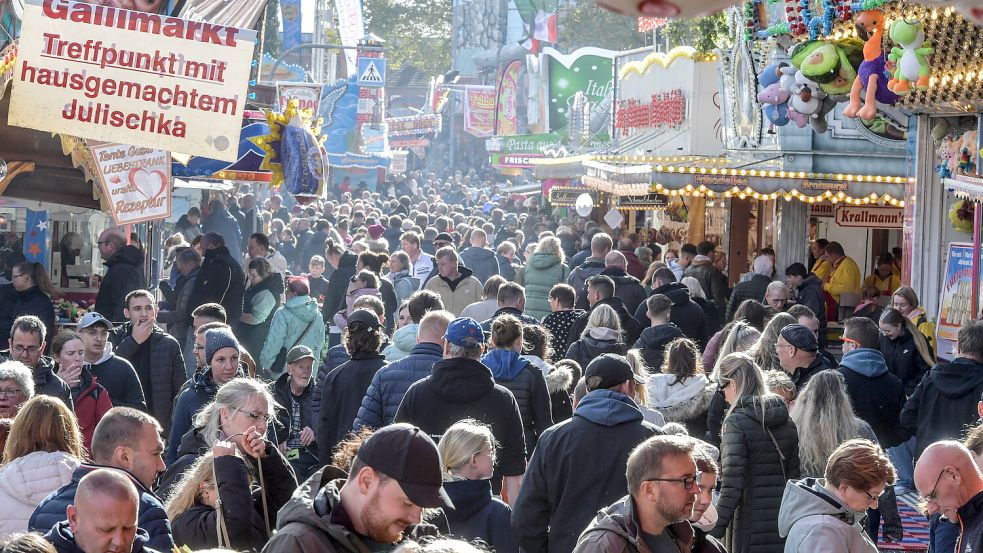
51;330;112;450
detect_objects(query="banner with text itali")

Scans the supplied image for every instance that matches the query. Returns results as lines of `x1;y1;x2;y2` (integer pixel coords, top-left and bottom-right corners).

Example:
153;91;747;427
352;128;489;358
90;142;172;225
9;0;256;162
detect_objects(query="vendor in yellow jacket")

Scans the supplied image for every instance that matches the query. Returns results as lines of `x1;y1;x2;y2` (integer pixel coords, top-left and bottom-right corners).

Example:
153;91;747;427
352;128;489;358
810;239;833;281
863;253;902;298
821;241;862;303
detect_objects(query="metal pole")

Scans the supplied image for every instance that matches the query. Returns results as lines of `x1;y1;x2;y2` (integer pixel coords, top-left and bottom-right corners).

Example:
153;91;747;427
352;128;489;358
974;114;983;318
269;43;385;82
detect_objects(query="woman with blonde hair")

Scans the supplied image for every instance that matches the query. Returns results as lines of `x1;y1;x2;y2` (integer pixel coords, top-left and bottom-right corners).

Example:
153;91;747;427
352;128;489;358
624;350;665;426
165;441;274;551
0;395;85;538
891;286;937;351
711;353;799;553
157;378;297;513
565;304;627;369
437;420;517;553
748;312;796;373
646;337;714;438
481;316;552;457
706;322;764;447
878;308;934;395
518;236;570;320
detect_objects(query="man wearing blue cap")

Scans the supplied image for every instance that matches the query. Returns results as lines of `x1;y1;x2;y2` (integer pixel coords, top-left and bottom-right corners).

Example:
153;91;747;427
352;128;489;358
395;316;526;504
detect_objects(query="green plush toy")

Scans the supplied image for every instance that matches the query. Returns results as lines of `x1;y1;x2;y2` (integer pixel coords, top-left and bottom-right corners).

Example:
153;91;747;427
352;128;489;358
888;19;933;94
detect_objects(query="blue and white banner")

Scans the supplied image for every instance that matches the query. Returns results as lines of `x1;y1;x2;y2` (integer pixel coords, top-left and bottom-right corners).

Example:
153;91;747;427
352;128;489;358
281;0;303;50
23;209;47;266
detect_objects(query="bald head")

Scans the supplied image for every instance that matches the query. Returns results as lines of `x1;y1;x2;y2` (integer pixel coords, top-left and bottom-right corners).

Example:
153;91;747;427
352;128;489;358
69;469;139;553
915;440;983;521
605;251;627;270
77;468;139;506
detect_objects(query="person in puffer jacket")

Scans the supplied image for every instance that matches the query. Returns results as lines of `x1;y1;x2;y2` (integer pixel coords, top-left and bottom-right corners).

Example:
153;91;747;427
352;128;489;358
481;315;552;458
565;305;628;370
259;277;326;379
779;439;896;553
438;420;518;553
633;294;684;371
383;320;418;362
647;337;715;440
354;310;451;431
516;237;569;320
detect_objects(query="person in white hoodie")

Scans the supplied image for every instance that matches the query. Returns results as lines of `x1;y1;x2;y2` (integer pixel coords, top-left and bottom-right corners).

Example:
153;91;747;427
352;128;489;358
0;395;85;538
779;438;896;553
647;337;714;439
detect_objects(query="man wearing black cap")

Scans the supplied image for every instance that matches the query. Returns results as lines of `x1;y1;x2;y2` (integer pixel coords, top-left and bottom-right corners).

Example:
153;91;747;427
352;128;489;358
395;317;526;503
265;423;454;552
512;353;663;553
775;323;832;390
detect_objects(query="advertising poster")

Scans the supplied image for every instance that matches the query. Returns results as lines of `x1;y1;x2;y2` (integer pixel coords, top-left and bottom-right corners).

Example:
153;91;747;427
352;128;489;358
89;142;173;225
495;60;521;135
544;47;615;131
464;86;496;137
936;242;983;360
280;0;302;50
278;82;322;112
10;0;256;162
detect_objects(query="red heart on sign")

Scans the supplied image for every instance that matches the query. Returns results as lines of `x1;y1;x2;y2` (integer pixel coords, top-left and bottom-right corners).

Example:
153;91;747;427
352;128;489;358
127;168;167;201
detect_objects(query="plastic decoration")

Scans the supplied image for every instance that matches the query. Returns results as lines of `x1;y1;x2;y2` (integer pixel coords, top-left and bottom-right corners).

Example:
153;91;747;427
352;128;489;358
256;99;326;192
950;199;975;233
843;10;899;120
887;18;933;94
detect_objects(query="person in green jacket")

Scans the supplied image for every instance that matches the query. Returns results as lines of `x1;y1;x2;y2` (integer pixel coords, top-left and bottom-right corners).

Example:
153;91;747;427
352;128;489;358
259;277;326;380
517;236;570;320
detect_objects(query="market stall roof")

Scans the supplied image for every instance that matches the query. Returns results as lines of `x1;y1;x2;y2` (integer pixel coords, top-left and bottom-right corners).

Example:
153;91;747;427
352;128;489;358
0;83;98;210
944;174;983;202
560;153;908;206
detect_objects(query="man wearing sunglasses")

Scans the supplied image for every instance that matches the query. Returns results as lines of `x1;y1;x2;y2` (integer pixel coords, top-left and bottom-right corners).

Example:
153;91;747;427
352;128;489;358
914;440;983;552
574;435;704;553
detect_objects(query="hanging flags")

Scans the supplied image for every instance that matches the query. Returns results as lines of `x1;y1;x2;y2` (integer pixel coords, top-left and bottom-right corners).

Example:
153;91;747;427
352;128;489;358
281;0;303;50
23;209;48;266
532;11;557;43
335;0;366;75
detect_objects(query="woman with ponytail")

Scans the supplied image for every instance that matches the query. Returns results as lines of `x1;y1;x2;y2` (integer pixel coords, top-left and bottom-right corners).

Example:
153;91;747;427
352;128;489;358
6;261;56;344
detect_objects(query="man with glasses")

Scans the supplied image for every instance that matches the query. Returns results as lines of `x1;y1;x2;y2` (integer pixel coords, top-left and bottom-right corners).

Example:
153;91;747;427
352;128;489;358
512;353;661;553
775;323;831;391
915;440;983;552
78;312;146;412
763;281;790;311
0;315;71;409
574;435;702;553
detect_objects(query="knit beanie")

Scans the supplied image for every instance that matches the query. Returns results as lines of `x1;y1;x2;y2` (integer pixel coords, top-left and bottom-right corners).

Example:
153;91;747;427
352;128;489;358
205;327;241;364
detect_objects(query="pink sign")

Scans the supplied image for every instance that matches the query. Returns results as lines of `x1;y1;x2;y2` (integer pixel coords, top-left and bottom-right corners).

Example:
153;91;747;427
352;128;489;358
495;60;521;136
464;86;496;138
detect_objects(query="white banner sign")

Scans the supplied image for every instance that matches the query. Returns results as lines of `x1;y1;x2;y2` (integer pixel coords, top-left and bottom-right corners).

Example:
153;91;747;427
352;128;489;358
9;0;256;162
335;0;365;75
90;142;172;224
277;82;322;112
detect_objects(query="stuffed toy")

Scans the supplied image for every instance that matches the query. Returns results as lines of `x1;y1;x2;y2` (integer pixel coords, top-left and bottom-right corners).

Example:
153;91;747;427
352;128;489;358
843;10;898;120
888;19;933;94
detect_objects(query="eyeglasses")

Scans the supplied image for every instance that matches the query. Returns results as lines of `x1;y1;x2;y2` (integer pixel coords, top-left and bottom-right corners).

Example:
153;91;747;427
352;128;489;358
193;344;204;351
11;345;40;355
235;408;271;424
842;337;862;347
645;471;703;491
863;488;884;505
10;274;26;280
774;342;795;353
0;388;23;398
923;468;948;503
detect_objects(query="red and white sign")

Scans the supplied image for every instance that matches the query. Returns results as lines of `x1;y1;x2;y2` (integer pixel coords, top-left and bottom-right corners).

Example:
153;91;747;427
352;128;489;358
834;205;903;229
89;142;172;224
464;86;496;138
9;0;255;162
614;89;686;136
278;82;322;112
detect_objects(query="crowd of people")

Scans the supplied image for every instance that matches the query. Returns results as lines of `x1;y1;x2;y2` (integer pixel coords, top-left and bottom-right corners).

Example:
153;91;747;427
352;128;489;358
0;171;978;553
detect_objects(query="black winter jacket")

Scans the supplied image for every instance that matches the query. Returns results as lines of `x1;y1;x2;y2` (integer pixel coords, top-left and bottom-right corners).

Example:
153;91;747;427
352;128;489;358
685;259;729;316
443;478;517;553
636;282;709;348
900;357;983;458
632;323;684;371
110;324;185;434
322;252;357;323
725;274;772;323
481;349;553;457
379;277;398;335
565;335;628;371
190;246;246;322
795;274;827;329
598;267;647;316
272;372;321;460
316;350;386;461
570;259;605;309
711;394;800;553
880;327;933;395
395;357;527;478
8;285;55;343
836;348;907;448
84;349;147;412
95;245;147;323
511;391;662;553
459;246;500;284
788;354;832;391
171;454;296;552
570;296;641;346
957;489;983;553
480;307;539;335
